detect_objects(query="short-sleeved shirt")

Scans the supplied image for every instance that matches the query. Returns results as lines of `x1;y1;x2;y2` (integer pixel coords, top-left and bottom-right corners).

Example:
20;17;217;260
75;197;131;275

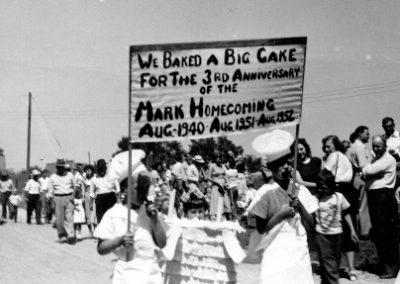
324;151;353;183
9;194;22;206
0;179;14;193
90;175;118;198
94;204;165;284
347;139;371;169
248;182;318;222
39;177;49;192
315;192;350;235
48;172;75;195
385;130;400;156
298;157;322;185
25;179;41;194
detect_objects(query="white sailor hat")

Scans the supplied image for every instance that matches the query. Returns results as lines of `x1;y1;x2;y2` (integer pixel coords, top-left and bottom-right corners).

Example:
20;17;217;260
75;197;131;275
251;129;294;162
107;150;147;182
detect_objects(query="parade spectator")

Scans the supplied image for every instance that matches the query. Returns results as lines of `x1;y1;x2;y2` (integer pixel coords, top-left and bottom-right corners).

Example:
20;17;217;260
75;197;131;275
8;190;22;223
24;169;42;224
73;189;85;240
39;169;52;224
322;135;358;278
0;171;15;220
208;154;228;220
347;125;372;237
295;138;322;195
342;140;351;154
95;171;167;284
362;135;399;279
90;159;120;223
348;126;371;172
248;129;317;284
314;169;359;283
382;117;400;190
171;155;185;194
161;161;172;184
82;165;96;238
48;159;76;244
186;155;205;193
382;117;400;160
73;163;85;187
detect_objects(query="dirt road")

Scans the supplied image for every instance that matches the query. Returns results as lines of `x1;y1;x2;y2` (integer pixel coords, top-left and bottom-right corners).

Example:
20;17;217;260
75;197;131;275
0;209;395;284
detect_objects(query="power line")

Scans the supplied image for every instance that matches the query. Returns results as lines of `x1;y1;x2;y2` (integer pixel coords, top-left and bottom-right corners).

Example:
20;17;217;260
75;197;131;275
31;97;67;157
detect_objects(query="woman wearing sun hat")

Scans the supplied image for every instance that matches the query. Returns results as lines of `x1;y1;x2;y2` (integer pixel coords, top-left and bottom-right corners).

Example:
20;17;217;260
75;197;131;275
247;129;317;284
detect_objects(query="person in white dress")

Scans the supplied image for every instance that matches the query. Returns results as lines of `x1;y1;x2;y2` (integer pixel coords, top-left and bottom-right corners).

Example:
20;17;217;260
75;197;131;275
94;150;167;284
73;189;86;240
248;129;318;284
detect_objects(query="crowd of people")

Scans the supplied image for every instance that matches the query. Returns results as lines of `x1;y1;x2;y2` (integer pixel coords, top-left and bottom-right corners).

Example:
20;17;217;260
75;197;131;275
1;116;400;284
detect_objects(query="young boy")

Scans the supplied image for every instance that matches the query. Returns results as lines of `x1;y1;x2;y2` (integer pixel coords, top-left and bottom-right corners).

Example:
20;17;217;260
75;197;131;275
315;169;359;284
9;191;22;223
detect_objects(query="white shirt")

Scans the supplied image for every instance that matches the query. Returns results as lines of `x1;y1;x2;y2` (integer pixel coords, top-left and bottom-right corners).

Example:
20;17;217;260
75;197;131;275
315;192;350;235
39;177;50;192
363;151;396;190
9;194;22;206
386;130;400;155
90;175;119;198
324;151;353;183
25;179;41;194
48;172;75;195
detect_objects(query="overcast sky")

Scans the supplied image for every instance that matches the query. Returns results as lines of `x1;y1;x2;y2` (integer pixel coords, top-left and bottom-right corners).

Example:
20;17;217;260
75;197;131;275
1;0;400;171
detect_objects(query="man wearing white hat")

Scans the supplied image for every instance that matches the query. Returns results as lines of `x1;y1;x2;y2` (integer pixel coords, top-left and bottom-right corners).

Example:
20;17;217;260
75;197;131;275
25;169;42;224
248;129;318;284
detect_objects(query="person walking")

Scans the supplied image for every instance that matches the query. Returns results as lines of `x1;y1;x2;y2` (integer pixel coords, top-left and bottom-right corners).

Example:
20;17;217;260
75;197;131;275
248;129;317;284
82;164;96;238
48;159;76;244
362;135;399;279
322;135;359;279
24;169;42;224
39;170;53;224
0;172;15;220
90;159;120;223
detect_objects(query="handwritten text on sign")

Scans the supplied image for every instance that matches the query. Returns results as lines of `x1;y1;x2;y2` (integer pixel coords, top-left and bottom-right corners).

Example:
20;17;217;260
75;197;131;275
130;38;306;142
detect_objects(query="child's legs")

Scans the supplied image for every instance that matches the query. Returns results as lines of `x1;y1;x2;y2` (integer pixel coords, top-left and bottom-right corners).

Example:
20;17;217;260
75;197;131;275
316;233;342;284
14;207;18;222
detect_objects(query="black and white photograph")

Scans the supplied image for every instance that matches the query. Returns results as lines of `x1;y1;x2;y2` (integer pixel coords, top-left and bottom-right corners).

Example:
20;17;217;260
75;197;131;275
1;1;400;283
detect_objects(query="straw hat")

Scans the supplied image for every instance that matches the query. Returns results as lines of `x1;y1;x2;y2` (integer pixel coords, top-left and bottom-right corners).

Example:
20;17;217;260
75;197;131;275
55;159;66;168
252;129;294;162
193;155;205;164
31;169;41;176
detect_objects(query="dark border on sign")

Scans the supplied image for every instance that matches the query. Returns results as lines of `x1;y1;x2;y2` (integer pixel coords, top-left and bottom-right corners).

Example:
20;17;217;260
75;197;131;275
130;37;307;53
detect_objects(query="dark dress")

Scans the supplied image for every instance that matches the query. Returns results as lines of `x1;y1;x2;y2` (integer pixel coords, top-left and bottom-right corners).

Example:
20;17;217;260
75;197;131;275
298;157;322;195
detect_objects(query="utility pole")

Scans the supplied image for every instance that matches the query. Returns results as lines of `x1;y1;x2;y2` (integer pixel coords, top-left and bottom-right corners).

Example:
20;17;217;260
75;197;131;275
88;151;91;165
26;92;32;172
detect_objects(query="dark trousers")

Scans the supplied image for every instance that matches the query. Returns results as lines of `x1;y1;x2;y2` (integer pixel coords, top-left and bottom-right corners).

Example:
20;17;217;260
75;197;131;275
43;196;55;223
316;233;342;284
9;204;18;222
367;188;400;269
27;193;42;224
95;192;117;223
0;191;12;219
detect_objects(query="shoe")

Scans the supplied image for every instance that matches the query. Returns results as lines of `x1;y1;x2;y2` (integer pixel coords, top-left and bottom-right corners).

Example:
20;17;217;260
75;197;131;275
67;237;76;245
379;273;396;279
58;237;68;243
